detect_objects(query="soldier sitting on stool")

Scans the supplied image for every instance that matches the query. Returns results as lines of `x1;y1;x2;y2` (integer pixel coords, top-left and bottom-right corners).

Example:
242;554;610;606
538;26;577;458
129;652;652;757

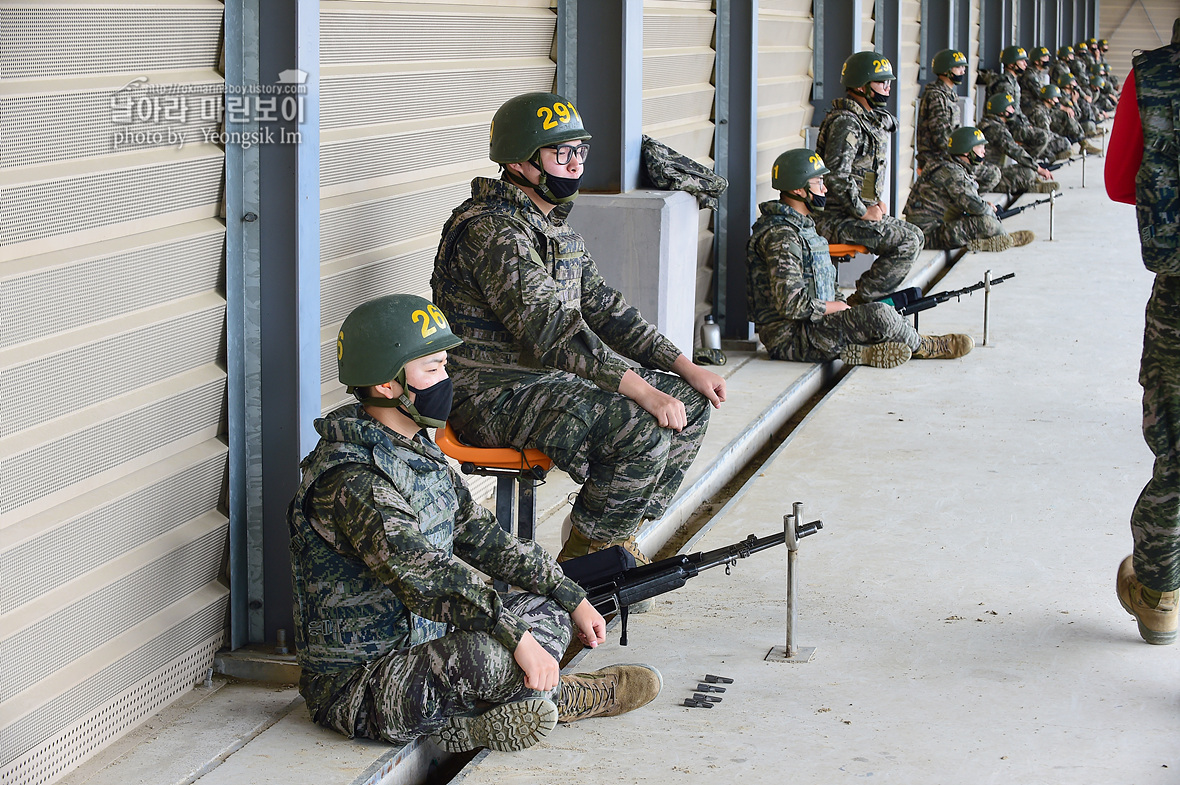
288;293;663;753
747;147;973;370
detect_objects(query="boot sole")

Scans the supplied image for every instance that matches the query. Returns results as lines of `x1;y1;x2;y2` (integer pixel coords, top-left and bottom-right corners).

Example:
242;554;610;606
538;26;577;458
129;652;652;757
1117;592;1178;645
840;342;911;369
432;698;557;753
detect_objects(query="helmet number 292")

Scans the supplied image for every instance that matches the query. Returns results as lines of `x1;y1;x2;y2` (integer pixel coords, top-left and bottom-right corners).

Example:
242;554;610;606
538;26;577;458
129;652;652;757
411;305;449;338
537;102;580;130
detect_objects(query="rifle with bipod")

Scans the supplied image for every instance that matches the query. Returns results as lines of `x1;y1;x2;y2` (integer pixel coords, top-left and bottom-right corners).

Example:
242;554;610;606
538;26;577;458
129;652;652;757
877;273;1016;329
996;195;1058;220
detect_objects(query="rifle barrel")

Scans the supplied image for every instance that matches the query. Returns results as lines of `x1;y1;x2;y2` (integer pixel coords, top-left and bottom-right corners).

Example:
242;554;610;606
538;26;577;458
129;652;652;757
688;531;787;573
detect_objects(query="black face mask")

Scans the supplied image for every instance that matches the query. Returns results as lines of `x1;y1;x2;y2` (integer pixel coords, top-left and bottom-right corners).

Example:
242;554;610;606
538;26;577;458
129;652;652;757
867;88;890;108
972;150;986;164
949;72;964;85
400;377;454;429
807;191;827;212
541;172;582;203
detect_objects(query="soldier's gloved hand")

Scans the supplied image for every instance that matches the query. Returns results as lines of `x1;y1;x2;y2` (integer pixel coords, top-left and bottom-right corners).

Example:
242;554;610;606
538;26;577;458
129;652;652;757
513;631;561;691
571;598;607;649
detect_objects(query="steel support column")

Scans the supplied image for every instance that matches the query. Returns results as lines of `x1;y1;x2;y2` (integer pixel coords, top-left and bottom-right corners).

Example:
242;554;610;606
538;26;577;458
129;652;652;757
253;0;320;646
575;0;643;193
875;0;902;213
714;0;756;339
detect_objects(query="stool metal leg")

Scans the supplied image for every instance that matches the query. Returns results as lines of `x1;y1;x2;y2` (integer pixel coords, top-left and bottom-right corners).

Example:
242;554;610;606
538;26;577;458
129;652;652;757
517;478;537;541
493;476;517;593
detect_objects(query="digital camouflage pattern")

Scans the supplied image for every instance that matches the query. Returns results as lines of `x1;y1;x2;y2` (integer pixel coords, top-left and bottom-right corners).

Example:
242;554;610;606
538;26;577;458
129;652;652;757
288;405;584;740
432;177;709;543
903;158;1006;250
1026;99;1080;155
746;200;919;361
640;134;728;209
916;78;958;170
1020;65;1051;114
1130;30;1180;592
978;114;1041;193
815;97;923;300
989;71;1023;109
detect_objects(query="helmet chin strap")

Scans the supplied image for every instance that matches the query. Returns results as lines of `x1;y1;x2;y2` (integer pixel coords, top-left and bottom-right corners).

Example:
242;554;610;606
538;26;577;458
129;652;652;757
352;371;444;428
502;154;577;205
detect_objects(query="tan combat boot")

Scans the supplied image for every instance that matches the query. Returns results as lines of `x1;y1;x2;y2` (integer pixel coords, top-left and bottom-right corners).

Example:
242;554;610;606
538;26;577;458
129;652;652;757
1081;139;1103;156
1010;229;1035;246
556;665;663;722
558;527;654;612
839;342;912;368
913;334;974;359
432;698;557;753
1117;555;1179;645
1054;149;1073;161
1030;178;1060;193
967;234;1015;252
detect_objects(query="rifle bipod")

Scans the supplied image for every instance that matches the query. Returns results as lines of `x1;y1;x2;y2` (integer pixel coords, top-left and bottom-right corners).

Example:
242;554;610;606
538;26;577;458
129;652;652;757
766;501;824;664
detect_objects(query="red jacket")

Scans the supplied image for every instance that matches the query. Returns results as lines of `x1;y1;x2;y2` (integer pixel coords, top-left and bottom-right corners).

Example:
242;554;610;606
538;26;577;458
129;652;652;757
1104;70;1143;205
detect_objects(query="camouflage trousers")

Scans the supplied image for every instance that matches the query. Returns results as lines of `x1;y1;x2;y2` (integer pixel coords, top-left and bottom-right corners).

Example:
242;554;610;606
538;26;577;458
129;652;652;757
352;592;572;743
762;302;921;362
1012;122;1052;158
995;163;1039;194
451;368;710;542
1053;114;1084;142
915;212;1005;250
1042;130;1073;158
814;213;924;301
975;162;1002;192
1131;275;1180;592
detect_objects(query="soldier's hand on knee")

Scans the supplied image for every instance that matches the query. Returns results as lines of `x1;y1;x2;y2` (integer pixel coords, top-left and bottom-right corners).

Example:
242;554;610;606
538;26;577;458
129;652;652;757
860;203;885;221
619;370;688;430
571;598;607;649
513;632;560;691
672;355;726;408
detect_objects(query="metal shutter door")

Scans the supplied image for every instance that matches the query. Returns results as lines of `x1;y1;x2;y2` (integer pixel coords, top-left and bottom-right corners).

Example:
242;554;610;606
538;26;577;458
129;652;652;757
1;4;229;783
755;0;816;204
642;0;717;342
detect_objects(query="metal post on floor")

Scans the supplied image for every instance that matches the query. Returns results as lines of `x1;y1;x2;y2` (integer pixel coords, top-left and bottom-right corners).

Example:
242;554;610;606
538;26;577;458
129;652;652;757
766;501;823;664
1048;189;1055;241
982;269;992;346
1081;147;1087;187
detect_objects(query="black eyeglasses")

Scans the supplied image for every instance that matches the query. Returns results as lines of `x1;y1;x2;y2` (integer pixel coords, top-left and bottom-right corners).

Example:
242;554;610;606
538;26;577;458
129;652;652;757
545;143;590;165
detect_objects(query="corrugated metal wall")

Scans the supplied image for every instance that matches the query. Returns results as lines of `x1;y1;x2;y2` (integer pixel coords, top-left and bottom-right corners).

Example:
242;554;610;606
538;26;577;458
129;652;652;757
0;3;229;783
641;0;717;340
862;2;876;49
1101;0;1180;82
896;1;923;211
754;0;816;204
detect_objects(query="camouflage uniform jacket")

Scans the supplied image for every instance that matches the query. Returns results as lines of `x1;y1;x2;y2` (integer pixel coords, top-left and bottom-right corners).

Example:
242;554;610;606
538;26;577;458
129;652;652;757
979;114;1038;170
288;405;584;735
916;78;959;169
990;71;1023;109
1133;36;1180;274
1020;67;1050;112
815;97;897;218
746;200;838;349
432;177;682;395
1026;100;1058;132
1050;60;1074;85
903;158;990;229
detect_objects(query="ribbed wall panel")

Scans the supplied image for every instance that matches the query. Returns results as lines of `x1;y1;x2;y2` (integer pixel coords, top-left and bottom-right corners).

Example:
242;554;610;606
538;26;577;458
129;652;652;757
1;370;224;515
3;519;226;701
1;152;223;249
1;223;224;350
321;123;488;189
897;2;923;209
321;64;554;130
3;4;228;783
1;445;226;615
320;180;471;263
756;2;814;202
642;50;715;90
2;298;224;437
0;5;222;79
0;592;227;778
321;244;436;330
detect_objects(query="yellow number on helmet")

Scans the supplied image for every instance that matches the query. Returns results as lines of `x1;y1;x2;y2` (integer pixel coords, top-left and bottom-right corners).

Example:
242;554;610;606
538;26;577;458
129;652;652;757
554;103;571;123
337;330;344;361
426;304;449;329
537;106;556;130
411;309;437;338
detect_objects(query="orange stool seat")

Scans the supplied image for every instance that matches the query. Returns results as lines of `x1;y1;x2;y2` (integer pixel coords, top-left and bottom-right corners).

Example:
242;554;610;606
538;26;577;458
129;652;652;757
435;423;552;550
828;243;869;261
435;423;552;475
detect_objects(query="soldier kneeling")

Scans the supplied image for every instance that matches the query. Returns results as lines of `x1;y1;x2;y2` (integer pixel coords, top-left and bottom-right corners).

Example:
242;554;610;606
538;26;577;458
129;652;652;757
747;148;973;369
904;127;1035;253
288;293;661;753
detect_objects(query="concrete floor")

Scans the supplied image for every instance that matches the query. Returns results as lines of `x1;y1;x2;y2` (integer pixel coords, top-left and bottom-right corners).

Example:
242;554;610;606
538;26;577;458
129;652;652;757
457;163;1180;783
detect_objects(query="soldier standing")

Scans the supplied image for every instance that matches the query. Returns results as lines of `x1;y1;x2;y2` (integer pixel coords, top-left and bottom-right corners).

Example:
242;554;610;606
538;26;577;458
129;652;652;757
432;92;726;572
747;148;973;368
1106;19;1180;645
904;127;1034;252
288;294;663;751
814;51;925;305
977;93;1059;194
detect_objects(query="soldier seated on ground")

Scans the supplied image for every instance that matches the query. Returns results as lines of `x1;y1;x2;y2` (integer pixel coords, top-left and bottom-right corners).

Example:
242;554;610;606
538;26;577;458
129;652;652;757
978;93;1060;195
288;293;663;754
1025;83;1087;161
431;91;726;577
814;51;925;306
746;147;973;370
987;46;1055;158
904;127;1035;253
1050;76;1106;152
